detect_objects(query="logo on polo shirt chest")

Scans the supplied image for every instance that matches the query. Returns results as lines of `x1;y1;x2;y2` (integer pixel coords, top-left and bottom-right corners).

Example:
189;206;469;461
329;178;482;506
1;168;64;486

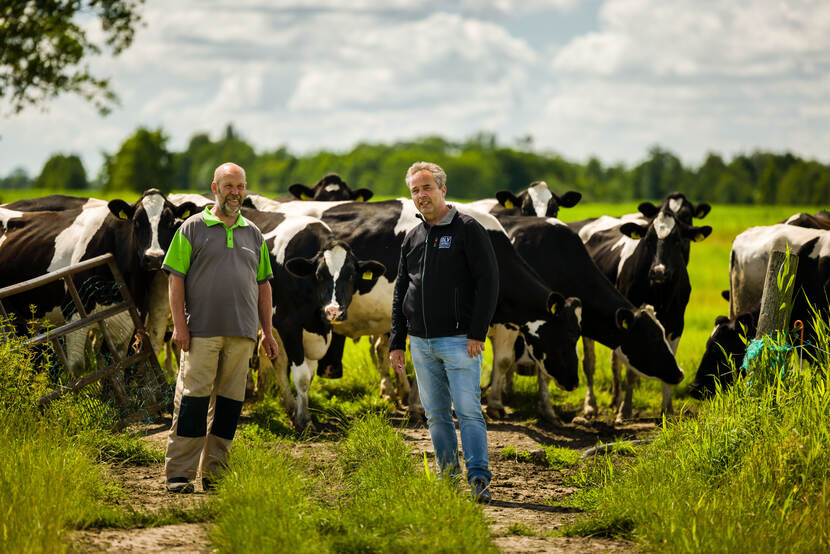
438;236;452;249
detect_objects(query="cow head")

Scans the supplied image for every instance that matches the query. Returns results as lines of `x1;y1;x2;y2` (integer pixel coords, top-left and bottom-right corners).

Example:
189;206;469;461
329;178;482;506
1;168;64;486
289;173;373;202
688;312;756;399
638;192;711;225
519;293;583;391
619;208;712;286
495;182;581;218
285;241;384;322
614;305;684;385
108;189;197;271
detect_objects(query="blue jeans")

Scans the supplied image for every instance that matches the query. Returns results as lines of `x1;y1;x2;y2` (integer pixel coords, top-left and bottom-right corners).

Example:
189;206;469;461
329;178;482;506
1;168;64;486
409;335;491;483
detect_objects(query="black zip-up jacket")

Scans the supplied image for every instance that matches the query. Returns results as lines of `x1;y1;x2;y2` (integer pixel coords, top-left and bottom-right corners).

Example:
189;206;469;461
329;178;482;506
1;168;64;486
390;206;499;351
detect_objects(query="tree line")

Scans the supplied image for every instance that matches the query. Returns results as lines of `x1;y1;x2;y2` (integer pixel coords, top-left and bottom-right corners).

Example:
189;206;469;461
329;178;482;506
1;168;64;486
3;125;829;205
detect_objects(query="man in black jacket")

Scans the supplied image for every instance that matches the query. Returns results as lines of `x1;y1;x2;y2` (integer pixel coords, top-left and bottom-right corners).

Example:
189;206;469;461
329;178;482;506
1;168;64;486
389;161;499;503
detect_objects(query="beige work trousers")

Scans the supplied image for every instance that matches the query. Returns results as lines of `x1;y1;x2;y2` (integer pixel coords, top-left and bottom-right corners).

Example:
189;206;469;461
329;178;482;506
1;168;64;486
165;335;254;482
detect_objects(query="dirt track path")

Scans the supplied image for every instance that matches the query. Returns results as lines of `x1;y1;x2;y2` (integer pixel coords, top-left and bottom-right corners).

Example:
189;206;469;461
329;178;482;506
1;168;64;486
73;414;649;553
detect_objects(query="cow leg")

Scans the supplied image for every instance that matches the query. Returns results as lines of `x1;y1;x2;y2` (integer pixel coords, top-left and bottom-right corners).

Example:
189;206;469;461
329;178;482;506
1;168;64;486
145;272;170;360
615;367;638;423
536;367;561;425
372;334;398;403
373;334;410;407
610;349;624;409
291;358;315;432
661;382;674;416
661;337;680;416
580;337;598;418
485;324;518;420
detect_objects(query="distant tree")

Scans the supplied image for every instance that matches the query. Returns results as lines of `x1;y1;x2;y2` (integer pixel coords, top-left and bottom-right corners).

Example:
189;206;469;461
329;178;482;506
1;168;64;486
632;146;688;200
36;153;87;189
107;127;172;193
0;167;31;189
0;0;145;115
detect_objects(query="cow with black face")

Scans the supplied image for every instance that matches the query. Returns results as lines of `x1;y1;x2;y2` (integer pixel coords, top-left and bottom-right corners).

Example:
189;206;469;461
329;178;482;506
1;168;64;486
688;312;757;399
0;190;196;376
288;173;373;202
568;205;711;421
466;181;581;219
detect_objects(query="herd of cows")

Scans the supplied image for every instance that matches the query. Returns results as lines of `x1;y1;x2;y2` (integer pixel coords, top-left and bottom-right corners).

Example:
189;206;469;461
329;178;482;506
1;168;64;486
0;173;828;431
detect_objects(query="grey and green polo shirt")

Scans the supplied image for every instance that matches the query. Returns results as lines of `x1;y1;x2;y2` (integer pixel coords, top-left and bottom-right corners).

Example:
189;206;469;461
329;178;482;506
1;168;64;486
162;207;273;341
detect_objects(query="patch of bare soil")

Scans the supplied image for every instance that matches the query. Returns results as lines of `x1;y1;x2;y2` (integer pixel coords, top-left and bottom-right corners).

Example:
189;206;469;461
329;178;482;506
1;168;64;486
72;419;214;553
398;409;650;553
72;410;653;553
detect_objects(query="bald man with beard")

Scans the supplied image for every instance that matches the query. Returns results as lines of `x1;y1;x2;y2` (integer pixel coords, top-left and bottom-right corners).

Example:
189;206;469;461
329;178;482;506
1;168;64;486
163;162;278;493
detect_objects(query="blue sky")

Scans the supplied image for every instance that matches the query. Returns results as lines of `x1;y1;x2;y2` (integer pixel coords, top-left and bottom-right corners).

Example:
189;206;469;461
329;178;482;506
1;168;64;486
1;0;827;178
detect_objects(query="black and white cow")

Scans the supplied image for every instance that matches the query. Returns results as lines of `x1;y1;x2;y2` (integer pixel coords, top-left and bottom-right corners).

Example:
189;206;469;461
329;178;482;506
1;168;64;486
688;311;758;399
691;217;830;398
0;190;196;376
243;196;584;412
637;192;711;227
488;215;685;422
780;211;830;230
288;173;373;202
466;181;581;218
568;205;712;421
242;207;384;431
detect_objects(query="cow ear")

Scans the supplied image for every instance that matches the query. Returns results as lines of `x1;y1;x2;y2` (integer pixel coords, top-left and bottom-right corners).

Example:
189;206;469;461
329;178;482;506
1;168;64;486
108;199;135;221
619;222;647;240
694;203;712;219
174;201;198;220
285;257;316;277
351;188;373;202
545;292;565;316
735;312;755;334
721;290;730;302
558;191;582;208
495;190;520;210
638;202;659;218
356;260;385;294
289;184;314;201
686;225;712;242
615;308;634;331
715;315;730;326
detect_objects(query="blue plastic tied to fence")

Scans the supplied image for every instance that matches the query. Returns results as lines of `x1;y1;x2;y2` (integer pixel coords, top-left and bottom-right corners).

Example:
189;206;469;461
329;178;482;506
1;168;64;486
741;336;798;381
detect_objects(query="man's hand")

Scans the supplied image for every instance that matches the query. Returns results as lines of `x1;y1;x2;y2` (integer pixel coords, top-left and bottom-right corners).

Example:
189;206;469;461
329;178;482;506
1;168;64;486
261;331;279;360
171;325;190;353
389;349;406;378
467;339;485;358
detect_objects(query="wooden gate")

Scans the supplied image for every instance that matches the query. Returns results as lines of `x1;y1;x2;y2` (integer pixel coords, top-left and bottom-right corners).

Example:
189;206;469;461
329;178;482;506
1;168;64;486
0;253;166;411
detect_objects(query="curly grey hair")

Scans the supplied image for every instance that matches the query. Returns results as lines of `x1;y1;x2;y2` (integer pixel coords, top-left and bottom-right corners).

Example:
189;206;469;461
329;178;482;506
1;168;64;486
405;161;446;189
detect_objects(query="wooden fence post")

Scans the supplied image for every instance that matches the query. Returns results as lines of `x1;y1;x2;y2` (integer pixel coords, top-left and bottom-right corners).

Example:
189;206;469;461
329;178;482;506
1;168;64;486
755;250;799;340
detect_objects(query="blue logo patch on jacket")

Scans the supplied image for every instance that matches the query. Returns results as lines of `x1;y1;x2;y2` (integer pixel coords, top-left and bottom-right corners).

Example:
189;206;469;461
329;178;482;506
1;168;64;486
438;235;452;249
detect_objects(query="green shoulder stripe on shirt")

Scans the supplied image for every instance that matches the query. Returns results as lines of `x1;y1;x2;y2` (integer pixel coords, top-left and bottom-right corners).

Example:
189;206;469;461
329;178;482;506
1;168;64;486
257;241;273;283
163;231;192;275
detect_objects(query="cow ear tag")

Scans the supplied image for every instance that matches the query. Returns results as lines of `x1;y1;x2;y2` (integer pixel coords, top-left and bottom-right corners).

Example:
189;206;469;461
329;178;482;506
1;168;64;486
301;193;311;201
504;200;514;209
181;210;190;219
362;271;373;280
118;210;129;220
694;233;704;242
621;320;629;329
550;303;557;315
630;231;641;239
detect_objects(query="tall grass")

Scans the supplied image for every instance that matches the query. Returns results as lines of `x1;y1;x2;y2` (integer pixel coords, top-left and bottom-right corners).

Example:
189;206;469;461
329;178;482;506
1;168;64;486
213;415;497;553
0;333;171;553
561;319;830;552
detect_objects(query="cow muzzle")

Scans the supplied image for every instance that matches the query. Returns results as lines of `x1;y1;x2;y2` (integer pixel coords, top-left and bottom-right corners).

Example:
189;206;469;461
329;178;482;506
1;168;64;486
324;303;344;322
649;264;667;285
